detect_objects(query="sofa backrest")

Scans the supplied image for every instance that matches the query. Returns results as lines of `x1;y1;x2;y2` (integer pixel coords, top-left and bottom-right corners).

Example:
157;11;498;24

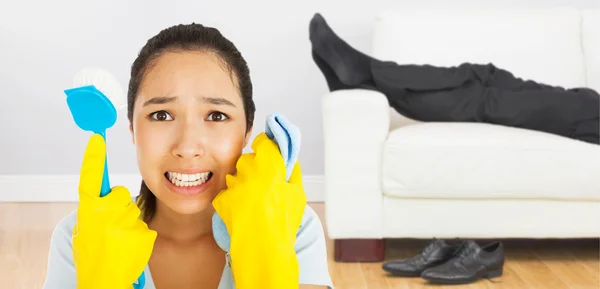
582;9;600;93
371;7;587;90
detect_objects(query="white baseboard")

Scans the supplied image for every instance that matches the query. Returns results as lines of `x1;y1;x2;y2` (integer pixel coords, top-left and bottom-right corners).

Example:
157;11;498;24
0;174;325;202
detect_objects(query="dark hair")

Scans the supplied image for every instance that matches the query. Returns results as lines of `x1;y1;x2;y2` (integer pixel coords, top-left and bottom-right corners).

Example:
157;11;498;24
127;23;255;222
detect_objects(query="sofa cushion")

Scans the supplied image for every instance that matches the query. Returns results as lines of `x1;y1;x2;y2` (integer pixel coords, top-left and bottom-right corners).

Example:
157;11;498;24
371;7;587;90
381;123;600;201
582;9;600;93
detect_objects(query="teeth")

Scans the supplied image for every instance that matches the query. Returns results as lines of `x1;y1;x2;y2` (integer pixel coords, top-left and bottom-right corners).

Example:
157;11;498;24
167;172;211;187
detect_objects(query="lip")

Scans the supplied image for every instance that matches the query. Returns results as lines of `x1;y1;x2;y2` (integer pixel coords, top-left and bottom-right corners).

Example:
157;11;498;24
165;168;212;174
164;172;214;196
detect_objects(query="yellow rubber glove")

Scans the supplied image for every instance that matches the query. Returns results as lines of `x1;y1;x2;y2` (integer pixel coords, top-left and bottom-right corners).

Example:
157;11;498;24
212;132;307;289
72;134;157;289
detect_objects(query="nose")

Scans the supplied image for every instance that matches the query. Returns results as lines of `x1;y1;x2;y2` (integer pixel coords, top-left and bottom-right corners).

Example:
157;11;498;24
172;121;206;159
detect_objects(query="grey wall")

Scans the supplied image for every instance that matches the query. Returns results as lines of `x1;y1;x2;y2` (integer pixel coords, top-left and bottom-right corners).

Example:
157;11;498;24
1;0;598;176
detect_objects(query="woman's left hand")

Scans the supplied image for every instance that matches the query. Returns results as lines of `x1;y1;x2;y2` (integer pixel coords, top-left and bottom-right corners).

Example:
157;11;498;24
212;132;307;289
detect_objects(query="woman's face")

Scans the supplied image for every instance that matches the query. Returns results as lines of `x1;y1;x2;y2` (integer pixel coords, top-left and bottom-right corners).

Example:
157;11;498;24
130;50;251;215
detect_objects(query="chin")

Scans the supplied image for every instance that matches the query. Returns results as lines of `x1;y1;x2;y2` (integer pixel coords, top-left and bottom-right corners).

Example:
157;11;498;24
164;198;214;215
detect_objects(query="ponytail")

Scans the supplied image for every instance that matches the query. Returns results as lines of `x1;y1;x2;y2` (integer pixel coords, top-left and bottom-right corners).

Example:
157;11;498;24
136;180;156;222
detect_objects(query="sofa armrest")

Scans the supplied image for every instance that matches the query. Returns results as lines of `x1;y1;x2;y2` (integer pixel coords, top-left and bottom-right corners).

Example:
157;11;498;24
321;89;390;239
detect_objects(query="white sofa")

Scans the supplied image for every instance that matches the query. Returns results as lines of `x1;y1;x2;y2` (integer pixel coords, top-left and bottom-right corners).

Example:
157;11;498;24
321;7;600;262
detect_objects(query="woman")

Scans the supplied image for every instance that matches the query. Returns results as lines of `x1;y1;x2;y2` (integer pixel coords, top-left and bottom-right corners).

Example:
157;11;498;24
43;23;333;289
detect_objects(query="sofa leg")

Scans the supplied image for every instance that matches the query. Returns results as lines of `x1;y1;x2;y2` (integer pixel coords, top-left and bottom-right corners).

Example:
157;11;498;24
334;239;385;262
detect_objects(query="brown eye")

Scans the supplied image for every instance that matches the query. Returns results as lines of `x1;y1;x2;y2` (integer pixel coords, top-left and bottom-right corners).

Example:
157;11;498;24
207;112;228;122
150;111;173;121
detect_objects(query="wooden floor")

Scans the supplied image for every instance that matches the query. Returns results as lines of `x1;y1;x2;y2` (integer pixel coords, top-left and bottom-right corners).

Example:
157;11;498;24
1;202;598;288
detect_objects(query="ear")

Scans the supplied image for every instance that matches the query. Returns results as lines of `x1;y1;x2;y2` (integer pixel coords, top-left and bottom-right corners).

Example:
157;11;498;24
129;122;135;145
243;126;253;148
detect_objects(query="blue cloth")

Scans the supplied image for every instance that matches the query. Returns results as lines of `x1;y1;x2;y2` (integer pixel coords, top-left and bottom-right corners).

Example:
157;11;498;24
212;113;302;253
264;113;302;181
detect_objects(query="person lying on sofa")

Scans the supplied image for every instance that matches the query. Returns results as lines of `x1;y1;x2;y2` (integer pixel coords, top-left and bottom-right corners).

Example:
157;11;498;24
308;13;599;145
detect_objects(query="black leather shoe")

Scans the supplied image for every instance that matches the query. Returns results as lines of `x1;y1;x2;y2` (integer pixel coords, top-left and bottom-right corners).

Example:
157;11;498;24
382;239;465;277
421;240;504;284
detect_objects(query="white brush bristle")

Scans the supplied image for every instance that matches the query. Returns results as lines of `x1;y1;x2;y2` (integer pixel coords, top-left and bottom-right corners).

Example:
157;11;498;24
72;67;126;111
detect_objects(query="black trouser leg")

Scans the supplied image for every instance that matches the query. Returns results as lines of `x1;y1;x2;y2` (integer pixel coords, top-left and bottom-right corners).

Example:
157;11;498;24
573;116;600;144
566;88;600;145
480;87;599;143
371;60;600;144
369;61;480;91
369;61;562;92
477;63;566;92
370;60;489;122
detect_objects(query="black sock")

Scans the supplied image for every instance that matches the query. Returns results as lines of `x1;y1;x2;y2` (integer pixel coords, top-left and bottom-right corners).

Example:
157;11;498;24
311;50;351;91
309;13;375;86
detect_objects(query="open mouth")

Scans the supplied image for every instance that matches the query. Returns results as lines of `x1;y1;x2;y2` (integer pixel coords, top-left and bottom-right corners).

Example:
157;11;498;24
164;171;213;187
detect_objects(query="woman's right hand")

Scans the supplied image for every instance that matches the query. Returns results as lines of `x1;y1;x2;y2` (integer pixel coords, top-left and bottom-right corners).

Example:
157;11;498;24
72;134;157;289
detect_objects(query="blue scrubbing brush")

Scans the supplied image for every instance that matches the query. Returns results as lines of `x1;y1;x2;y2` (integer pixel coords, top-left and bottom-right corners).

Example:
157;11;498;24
65;67;126;196
64;68;145;289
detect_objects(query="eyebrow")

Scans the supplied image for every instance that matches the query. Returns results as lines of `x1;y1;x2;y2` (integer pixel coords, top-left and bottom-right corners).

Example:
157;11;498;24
142;96;236;107
142;96;176;106
203;96;236;107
